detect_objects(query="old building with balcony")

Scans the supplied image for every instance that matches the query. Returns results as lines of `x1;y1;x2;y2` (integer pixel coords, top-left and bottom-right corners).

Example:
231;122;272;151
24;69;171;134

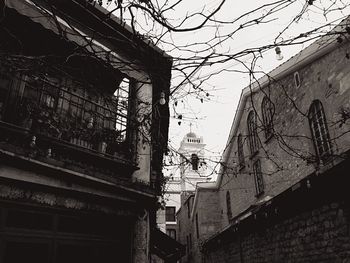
0;0;183;262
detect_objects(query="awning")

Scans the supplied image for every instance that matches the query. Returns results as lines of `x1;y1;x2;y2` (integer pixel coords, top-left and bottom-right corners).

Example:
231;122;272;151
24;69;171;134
151;228;185;262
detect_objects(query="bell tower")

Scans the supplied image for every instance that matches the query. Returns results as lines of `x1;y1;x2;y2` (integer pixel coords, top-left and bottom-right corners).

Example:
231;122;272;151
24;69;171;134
178;130;209;202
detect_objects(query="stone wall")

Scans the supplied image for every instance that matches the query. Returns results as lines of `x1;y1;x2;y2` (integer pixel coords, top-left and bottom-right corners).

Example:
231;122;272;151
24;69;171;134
204;201;350;263
218;38;350;227
203;158;350;263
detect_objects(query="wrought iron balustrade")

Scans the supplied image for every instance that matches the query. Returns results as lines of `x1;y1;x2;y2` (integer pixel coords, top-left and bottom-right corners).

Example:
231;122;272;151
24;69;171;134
0;73;133;161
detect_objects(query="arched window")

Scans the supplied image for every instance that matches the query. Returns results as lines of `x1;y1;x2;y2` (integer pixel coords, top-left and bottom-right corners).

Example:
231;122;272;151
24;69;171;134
253;159;264;196
308;100;332;163
294;71;301;88
191;153;199;170
237;134;245;168
261;97;274;139
226;191;232;219
247;111;259;155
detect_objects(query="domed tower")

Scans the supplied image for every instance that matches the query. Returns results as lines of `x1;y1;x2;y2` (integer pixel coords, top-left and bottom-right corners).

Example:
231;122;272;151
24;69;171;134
178;131;209;200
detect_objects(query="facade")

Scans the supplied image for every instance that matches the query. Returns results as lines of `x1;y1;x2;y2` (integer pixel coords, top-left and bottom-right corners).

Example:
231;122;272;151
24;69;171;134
0;1;184;262
176;182;221;263
178;18;350;262
161;132;210;243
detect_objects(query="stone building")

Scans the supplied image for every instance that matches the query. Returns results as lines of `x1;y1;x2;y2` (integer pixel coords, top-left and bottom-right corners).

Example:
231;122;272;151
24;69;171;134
178;18;350;262
0;1;183;262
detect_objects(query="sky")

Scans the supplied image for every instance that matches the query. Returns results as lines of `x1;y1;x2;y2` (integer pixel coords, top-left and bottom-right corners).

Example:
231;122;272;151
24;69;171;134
161;0;350;172
106;0;350;176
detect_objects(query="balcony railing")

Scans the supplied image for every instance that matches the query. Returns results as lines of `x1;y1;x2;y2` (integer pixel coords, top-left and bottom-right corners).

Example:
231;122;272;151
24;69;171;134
0;72;137;183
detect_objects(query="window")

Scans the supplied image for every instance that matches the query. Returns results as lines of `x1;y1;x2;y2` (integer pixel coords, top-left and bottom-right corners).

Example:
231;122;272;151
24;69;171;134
166;229;176;240
195;213;199;239
191;154;199;170
294;71;301;88
165;206;176;222
237;134;245;168
308;100;332;163
261;97;274;139
253;159;264;196
247;111;259;155
226;191;232;219
187;200;191;218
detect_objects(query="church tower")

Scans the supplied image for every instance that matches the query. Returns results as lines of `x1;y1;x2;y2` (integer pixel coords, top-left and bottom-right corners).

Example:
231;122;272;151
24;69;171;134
159;130;210;238
178;131;209;202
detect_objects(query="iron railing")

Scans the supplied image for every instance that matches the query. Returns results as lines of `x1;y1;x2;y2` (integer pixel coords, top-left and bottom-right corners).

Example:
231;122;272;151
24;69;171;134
0;73;132;159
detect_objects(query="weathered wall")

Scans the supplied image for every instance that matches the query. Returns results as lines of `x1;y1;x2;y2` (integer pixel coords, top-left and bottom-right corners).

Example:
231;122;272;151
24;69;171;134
177;189;222;263
177;195;194;263
192;189;222;263
219;39;350;227
203;201;350;263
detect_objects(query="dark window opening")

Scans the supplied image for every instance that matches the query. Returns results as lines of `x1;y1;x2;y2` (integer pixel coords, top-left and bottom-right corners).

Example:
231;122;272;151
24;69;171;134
261;97;274;139
237;134;245;168
226;191;232;219
253;159;264;196
3;241;50;263
166;229;176;240
308;100;332;163
294;71;301;88
187;200;191;219
191;153;199;170
6;209;53;231
165;206;176;222
247;111;259;155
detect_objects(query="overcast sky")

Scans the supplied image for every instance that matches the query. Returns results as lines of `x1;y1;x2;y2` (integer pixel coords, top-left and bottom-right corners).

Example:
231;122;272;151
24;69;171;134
163;0;350;164
107;0;350;175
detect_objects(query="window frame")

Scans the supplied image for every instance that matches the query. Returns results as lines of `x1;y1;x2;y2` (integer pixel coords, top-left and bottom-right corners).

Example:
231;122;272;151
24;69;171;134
165;206;176;222
237;134;245;169
253;159;264;197
308;100;333;164
294;71;301;88
226;191;232;219
166;229;176;240
247;111;259;156
261;96;274;140
191;153;199;170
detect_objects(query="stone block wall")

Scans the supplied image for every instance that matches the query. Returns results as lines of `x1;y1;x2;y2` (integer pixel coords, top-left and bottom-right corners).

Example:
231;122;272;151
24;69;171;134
219;38;350;227
204;201;350;263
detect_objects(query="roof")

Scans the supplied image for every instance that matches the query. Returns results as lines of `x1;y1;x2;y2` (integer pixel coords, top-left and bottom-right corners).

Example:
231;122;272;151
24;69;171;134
151;228;185;261
4;0;172;81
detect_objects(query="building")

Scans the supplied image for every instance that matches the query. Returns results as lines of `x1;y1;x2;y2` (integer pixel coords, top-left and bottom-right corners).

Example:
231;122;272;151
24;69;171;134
0;1;184;262
176;181;221;263
178;18;350;262
160;132;211;242
160;132;215;263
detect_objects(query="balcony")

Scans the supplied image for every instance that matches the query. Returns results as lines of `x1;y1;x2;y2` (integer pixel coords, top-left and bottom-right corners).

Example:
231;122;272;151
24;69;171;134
0;70;139;185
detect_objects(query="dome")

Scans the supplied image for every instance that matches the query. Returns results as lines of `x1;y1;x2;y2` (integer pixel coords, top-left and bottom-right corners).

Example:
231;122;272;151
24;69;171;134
186;132;197;138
